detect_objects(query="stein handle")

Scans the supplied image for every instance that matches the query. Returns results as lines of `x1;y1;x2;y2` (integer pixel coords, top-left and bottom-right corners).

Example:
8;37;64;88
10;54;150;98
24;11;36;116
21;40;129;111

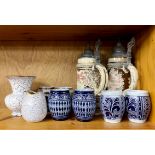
127;64;138;89
95;64;108;95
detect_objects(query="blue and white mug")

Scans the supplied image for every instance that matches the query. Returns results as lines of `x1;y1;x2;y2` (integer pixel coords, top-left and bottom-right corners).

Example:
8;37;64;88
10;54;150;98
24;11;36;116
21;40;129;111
72;88;96;121
38;86;54;113
100;90;125;123
48;88;71;120
125;90;151;123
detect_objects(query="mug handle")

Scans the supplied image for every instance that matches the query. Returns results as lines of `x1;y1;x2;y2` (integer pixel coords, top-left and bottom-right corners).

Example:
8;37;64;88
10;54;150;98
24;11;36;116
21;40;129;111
95;64;108;95
127;64;138;89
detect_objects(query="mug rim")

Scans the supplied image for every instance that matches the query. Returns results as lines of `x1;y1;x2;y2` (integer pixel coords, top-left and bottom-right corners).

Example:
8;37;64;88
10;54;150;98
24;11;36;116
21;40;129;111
50;88;69;91
101;90;123;96
55;86;73;89
126;90;149;96
74;88;94;92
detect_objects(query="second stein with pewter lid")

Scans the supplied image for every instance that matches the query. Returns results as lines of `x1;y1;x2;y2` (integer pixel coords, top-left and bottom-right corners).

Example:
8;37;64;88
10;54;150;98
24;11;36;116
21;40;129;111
107;41;138;91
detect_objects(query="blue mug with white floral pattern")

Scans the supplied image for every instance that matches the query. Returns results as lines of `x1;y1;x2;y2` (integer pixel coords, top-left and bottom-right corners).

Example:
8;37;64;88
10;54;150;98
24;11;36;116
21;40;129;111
72;88;96;122
125;90;151;123
100;90;125;123
48;88;71;120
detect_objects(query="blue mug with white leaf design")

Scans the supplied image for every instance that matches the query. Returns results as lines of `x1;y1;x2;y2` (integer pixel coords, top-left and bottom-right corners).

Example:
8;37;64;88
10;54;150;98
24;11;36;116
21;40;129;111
100;90;125;123
125;90;151;123
48;88;71;120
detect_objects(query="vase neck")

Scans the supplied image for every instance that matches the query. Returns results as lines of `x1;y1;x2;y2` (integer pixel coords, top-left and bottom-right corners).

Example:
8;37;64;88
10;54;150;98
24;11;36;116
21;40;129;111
8;77;34;94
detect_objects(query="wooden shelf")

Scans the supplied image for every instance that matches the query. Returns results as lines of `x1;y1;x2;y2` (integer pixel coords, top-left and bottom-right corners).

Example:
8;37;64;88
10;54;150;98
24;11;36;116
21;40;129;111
0;108;155;130
0;26;155;129
0;25;150;41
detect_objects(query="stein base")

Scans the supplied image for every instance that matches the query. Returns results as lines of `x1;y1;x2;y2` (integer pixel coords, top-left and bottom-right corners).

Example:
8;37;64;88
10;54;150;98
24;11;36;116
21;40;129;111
104;118;121;123
129;119;146;123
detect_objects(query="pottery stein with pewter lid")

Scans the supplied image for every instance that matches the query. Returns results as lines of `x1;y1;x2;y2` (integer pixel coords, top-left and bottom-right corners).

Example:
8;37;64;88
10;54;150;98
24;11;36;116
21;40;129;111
107;40;138;91
77;45;108;95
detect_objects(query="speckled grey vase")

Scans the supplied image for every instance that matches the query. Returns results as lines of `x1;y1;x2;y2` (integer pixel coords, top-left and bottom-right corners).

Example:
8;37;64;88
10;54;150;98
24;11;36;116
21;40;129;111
21;91;47;122
5;76;35;116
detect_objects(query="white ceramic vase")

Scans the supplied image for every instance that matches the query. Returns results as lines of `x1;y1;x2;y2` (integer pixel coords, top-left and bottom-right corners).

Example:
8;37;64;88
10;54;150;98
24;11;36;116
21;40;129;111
21;91;47;122
5;76;35;116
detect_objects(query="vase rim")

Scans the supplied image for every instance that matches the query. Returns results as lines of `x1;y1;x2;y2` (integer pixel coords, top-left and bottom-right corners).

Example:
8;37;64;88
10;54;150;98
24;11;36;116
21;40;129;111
6;75;36;79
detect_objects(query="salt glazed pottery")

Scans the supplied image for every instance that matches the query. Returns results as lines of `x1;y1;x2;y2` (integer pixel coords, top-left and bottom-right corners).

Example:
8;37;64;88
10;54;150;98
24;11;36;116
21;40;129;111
77;47;108;95
72;88;96;122
5;76;35;116
125;90;151;123
100;90;125;123
21;91;47;122
48;88;71;120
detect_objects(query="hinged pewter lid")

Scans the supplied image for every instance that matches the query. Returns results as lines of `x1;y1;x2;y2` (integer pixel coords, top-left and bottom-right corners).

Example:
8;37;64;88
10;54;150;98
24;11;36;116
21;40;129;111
77;46;96;66
80;47;94;58
108;41;128;63
112;41;127;58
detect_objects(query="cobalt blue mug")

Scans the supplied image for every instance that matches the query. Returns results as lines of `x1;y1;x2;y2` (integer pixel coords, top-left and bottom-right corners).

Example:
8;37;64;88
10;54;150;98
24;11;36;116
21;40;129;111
72;88;96;122
48;88;71;120
125;90;151;123
100;90;125;123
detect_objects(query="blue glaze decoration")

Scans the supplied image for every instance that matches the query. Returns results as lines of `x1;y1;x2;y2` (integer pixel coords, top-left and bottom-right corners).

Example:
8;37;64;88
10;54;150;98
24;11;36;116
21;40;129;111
125;95;151;122
48;89;71;120
100;91;125;123
72;89;96;121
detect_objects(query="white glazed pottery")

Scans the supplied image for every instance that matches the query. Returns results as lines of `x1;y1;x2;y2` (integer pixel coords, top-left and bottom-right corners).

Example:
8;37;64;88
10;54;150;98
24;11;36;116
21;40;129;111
21;91;47;122
5;76;35;116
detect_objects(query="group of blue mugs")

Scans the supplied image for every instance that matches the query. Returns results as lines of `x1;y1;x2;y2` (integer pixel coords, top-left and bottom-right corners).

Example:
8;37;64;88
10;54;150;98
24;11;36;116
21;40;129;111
100;90;151;123
47;88;96;121
40;87;151;123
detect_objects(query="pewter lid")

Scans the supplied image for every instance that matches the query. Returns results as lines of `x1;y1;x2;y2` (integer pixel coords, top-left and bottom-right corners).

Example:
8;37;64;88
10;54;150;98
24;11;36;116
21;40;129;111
112;41;127;58
80;47;94;58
